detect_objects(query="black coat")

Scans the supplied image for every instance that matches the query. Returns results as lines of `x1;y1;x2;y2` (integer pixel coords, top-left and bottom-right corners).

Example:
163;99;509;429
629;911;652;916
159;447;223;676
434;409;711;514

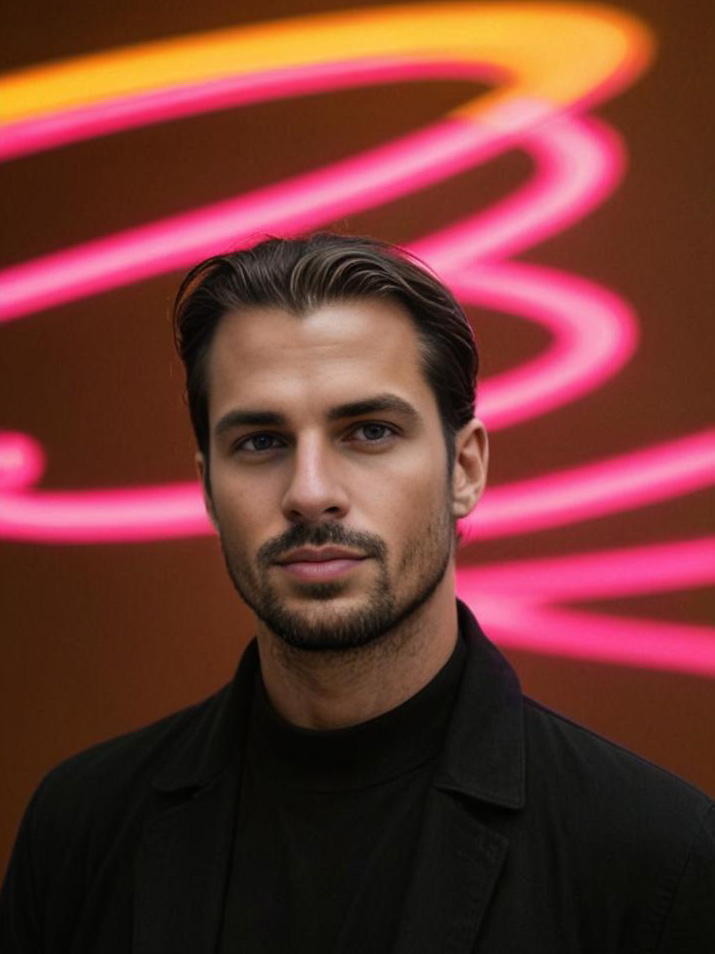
2;602;714;952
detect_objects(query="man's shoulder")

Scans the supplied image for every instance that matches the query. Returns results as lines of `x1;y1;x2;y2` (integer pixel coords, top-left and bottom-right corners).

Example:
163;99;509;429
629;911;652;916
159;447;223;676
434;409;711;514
522;694;714;845
32;686;228;825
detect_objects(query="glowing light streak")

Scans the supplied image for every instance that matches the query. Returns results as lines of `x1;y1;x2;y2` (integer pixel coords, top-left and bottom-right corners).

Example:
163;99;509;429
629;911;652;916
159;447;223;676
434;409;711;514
0;106;639;436
4;5;712;673
0;7;655;543
0;432;45;490
460;538;715;598
0;118;507;324
0;3;652;322
476;602;715;676
414;111;626;268
2;431;712;545
0;59;503;162
458;539;715;675
465;430;715;540
453;263;638;429
0;4;652;124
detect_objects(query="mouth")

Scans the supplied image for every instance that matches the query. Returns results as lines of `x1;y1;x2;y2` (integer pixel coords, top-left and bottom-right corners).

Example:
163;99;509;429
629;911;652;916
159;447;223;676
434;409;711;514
275;547;369;582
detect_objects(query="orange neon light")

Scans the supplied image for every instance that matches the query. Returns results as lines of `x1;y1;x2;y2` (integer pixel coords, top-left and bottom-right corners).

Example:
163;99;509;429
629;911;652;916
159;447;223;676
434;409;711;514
0;3;653;126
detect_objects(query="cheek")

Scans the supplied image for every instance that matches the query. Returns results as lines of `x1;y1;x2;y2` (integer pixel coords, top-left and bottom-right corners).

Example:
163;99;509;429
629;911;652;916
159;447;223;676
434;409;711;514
212;485;264;547
212;465;277;519
399;454;449;510
363;467;444;544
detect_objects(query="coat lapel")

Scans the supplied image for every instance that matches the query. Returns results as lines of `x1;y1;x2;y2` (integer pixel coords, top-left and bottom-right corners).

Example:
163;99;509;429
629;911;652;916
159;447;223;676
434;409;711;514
133;641;260;954
133;765;240;954
392;789;509;954
130;604;524;953
392;601;526;954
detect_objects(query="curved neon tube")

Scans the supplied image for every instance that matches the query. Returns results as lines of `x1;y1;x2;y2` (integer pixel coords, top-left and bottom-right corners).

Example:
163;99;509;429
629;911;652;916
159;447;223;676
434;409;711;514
5;5;712;676
2;430;711;544
474;602;715;676
457;539;715;676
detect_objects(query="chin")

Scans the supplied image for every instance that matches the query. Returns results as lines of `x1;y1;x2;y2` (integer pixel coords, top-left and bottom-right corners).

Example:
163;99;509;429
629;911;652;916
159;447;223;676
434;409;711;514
257;590;397;653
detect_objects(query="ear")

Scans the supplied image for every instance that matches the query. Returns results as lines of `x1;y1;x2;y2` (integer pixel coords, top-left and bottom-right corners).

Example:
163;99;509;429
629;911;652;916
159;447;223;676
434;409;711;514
196;451;218;530
451;419;488;519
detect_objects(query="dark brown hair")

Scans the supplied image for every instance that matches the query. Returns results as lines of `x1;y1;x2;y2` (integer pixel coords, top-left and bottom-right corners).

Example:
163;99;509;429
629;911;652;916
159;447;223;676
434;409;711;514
173;233;478;477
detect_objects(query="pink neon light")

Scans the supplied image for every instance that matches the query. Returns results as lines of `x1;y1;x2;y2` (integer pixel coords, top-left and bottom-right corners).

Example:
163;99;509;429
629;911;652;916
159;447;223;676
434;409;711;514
413;112;640;430
0;117;507;324
1;431;712;544
459;538;715;599
0;432;45;490
0;66;654;541
0;63;709;543
4;101;635;542
2;21;712;673
475;602;715;676
457;539;715;676
453;263;638;429
414;112;626;267
0;58;504;162
462;429;715;540
0;482;207;543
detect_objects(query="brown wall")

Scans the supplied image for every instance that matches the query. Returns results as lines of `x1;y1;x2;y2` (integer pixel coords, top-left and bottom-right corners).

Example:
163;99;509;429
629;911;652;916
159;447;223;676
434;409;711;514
1;0;714;875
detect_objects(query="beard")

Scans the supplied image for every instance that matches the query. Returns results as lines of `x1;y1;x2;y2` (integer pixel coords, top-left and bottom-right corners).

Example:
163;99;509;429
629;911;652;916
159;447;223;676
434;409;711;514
216;489;456;653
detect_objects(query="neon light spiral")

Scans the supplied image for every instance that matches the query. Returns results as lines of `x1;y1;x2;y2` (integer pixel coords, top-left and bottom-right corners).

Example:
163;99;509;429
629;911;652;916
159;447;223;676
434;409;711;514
1;4;713;674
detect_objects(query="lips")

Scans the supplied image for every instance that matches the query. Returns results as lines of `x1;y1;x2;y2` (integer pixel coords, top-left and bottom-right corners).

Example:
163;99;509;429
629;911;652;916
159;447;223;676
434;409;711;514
276;546;366;564
275;547;368;582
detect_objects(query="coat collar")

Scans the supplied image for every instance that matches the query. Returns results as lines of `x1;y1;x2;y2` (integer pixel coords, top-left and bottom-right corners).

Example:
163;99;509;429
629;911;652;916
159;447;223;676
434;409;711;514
434;600;526;809
138;646;260;953
151;600;526;809
139;600;525;954
150;639;260;793
392;602;524;954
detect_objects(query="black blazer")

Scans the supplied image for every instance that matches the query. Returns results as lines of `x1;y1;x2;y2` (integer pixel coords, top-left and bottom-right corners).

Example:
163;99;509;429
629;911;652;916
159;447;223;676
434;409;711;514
2;602;714;953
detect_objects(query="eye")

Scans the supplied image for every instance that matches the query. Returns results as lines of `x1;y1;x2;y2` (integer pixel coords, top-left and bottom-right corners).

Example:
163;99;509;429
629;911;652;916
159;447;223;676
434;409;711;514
351;422;396;444
236;433;284;453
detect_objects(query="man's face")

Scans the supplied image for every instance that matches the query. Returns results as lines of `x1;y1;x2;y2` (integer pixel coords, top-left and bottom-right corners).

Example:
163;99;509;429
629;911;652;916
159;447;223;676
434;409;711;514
202;298;466;651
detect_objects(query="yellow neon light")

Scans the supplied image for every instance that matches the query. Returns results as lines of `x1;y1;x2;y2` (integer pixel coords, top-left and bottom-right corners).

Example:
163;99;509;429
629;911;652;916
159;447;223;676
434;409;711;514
0;3;653;125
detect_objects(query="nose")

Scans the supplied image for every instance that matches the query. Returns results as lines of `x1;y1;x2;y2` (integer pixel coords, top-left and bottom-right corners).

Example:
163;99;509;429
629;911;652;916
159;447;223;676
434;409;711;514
281;434;350;524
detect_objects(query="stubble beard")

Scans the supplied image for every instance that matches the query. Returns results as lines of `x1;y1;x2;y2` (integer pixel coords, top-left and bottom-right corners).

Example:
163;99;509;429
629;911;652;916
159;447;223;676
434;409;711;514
216;491;456;654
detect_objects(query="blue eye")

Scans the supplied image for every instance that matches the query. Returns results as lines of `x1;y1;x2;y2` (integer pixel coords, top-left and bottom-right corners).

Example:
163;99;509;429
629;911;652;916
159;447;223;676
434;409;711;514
238;433;282;452
353;423;394;442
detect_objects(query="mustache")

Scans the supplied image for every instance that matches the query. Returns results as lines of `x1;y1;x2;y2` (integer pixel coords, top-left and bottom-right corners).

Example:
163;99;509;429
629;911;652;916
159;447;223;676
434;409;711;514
257;523;388;568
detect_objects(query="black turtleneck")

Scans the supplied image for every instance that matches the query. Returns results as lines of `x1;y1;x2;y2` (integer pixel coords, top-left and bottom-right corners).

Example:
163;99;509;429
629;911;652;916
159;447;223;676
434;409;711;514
219;634;466;954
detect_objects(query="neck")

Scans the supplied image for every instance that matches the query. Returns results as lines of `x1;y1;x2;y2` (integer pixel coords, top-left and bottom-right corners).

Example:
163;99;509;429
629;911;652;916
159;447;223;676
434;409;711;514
255;573;459;730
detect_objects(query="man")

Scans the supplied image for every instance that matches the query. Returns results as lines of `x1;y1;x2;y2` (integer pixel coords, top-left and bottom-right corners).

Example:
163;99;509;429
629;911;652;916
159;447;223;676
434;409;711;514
1;233;713;952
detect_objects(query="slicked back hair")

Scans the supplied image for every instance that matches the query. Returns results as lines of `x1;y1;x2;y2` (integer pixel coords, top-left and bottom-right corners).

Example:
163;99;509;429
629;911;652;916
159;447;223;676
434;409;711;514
172;233;478;480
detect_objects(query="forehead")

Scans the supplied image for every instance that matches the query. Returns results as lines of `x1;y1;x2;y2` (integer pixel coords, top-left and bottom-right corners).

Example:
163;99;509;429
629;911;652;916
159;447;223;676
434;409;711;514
205;298;436;419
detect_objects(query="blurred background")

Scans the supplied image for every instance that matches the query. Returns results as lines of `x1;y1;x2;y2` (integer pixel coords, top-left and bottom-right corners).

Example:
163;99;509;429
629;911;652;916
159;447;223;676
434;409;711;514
1;0;713;874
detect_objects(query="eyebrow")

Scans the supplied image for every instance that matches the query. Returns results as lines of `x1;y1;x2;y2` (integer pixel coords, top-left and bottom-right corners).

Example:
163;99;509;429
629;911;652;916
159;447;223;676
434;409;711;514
214;393;421;438
327;394;421;424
